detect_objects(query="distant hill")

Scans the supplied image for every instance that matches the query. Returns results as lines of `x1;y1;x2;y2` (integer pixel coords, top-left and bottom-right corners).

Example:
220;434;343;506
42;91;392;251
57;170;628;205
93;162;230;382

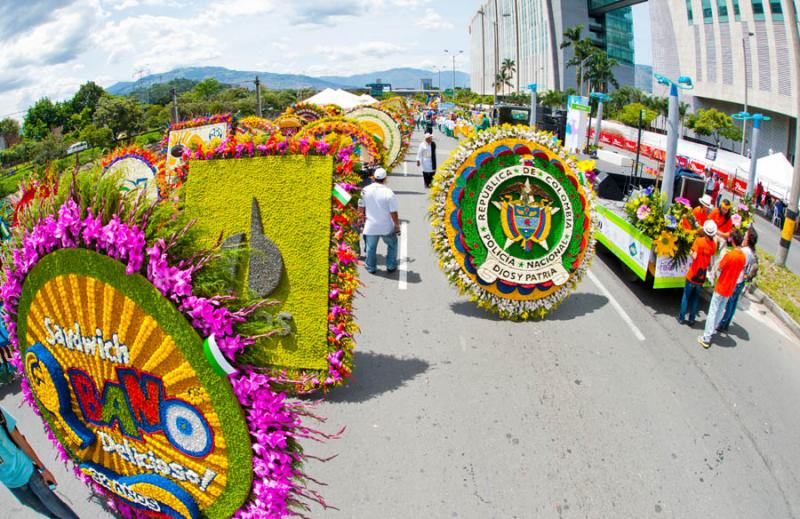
107;66;470;96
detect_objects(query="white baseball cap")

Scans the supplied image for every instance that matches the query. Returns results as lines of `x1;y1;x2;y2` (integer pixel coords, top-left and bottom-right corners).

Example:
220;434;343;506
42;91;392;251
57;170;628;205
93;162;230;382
703;220;718;237
374;167;387;180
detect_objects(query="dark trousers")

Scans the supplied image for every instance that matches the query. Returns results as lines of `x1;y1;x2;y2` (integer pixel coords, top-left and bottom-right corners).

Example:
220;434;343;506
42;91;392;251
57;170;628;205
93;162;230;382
678;280;703;324
423;171;435;188
9;471;78;519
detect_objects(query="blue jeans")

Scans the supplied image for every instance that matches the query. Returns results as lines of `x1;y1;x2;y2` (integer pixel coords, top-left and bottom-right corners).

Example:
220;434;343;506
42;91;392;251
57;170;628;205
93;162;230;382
9;471;78;518
702;292;730;342
365;233;398;272
679;281;703;323
719;282;746;329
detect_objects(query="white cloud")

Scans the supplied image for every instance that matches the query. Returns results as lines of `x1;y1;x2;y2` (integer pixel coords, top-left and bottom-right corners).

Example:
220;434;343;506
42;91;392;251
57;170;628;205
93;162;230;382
391;0;431;5
416;8;453;30
317;40;407;62
289;0;383;26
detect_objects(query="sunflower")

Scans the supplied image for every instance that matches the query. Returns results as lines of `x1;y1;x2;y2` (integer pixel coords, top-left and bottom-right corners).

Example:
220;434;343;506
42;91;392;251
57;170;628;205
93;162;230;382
655;230;679;257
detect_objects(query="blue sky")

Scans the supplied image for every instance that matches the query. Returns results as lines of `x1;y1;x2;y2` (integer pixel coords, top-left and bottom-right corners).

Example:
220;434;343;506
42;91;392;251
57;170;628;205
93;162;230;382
0;1;651;118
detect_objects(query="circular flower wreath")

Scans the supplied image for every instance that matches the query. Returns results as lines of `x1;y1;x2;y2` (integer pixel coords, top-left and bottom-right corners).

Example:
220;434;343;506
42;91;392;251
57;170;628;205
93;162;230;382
185;132;362;393
430;125;597;320
285;102;328;124
273;114;306;136
0;172;336;518
296;117;386;168
346;106;404;170
236;116;279;136
376;102;412;163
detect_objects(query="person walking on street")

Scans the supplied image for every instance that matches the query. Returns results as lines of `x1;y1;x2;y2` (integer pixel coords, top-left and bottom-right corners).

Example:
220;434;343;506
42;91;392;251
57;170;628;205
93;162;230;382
0;405;79;518
417;132;437;189
678;220;718;326
698;230;747;349
358;167;400;274
718;227;758;331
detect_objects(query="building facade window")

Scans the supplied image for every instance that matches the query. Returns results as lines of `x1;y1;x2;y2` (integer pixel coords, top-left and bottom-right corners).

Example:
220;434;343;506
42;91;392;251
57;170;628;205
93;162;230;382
732;0;741;20
701;0;714;22
751;0;766;20
769;0;784;20
687;0;695;23
717;0;729;21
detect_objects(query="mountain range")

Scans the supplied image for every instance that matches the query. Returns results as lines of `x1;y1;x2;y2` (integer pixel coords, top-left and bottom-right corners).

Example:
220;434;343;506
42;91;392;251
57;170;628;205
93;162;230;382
107;66;470;95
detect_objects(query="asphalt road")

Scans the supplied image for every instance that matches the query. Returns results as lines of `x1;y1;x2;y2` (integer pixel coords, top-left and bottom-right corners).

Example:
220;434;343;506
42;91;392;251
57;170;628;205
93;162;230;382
1;129;799;518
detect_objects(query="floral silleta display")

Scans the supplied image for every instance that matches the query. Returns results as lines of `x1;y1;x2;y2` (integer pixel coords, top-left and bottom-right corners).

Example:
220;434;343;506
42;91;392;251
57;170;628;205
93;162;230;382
623;187;753;265
0;170;335;518
430;125;596;320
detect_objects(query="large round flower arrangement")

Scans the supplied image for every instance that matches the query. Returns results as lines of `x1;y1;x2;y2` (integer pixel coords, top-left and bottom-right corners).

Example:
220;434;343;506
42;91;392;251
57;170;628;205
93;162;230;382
101;145;163;201
236;116;278;136
286;102;328;124
430;125;596;320
346;106;404;170
0;170;335;518
296;117;385;167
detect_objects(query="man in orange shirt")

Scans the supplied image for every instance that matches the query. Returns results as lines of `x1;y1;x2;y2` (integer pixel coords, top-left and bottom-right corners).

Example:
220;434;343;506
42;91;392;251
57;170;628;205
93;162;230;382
698;229;747;348
678;220;717;326
708;198;733;242
692;194;713;226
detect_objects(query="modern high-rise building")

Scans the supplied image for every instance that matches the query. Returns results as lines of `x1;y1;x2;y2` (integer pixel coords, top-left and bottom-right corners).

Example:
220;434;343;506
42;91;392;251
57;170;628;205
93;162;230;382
652;0;798;160
469;0;799;159
469;0;637;96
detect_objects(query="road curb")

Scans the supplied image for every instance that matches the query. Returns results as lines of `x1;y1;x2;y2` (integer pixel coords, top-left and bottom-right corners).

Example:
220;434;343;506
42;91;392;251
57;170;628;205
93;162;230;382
748;287;800;340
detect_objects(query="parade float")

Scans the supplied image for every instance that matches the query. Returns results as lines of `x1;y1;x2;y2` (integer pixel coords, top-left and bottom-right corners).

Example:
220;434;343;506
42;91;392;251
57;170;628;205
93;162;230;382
163;114;233;181
430;125;596;320
0;167;337;518
346;106;405;170
285;102;328;124
101;146;162;201
273;114;305;137
235;116;278;137
296;117;386;168
595;188;753;288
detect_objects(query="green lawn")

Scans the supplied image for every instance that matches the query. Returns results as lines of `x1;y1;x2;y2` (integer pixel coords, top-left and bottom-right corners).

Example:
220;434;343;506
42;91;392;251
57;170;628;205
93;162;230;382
757;247;800;324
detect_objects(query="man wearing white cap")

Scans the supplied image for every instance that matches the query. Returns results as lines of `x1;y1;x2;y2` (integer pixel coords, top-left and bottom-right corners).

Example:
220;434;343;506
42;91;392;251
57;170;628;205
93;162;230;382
358;167;400;274
416;132;437;188
678;220;718;326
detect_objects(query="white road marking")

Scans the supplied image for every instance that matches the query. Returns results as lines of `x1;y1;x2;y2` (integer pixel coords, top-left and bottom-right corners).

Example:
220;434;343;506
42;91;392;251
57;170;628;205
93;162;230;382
403;161;408;176
587;271;646;341
399;222;408;290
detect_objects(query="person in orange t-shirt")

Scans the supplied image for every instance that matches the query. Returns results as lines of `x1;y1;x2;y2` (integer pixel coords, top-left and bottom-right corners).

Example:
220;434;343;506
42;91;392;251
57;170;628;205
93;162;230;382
678;220;718;325
698;229;747;348
692;194;713;227
708;198;733;241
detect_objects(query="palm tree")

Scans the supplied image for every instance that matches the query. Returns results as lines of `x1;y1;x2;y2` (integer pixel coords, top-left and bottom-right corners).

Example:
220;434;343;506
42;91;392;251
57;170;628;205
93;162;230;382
584;51;619;94
501;58;517;92
560;25;594;94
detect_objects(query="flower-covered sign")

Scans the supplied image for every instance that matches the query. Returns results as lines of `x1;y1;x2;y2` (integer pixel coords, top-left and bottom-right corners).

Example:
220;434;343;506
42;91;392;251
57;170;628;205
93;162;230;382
164;115;233;178
18;249;252;518
431;126;595;320
101;146;161;201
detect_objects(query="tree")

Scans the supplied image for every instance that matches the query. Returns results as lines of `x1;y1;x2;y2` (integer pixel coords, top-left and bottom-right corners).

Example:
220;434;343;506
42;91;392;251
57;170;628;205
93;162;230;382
193;78;225;100
561;25;594;95
78;124;114;150
70;81;106;117
539;89;568;110
616;103;658;129
0;118;20;140
23;97;66;140
584;50;619;93
93;96;143;139
501;58;517;92
686;108;742;146
32;132;68;165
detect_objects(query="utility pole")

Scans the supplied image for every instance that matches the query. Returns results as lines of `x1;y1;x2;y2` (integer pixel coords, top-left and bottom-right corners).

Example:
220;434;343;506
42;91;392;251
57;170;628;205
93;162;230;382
528;83;538;127
445;50;463;100
655;73;694;210
255;76;262;118
740;32;754;156
170;88;178;123
776;0;800;266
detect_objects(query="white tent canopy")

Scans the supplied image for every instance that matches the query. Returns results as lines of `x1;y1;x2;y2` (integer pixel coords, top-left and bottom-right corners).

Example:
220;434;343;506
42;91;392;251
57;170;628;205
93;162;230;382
303;88;377;109
743;152;794;201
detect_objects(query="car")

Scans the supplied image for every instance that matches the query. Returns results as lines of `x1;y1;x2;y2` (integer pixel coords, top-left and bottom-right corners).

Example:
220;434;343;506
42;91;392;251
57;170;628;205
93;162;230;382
66;141;88;155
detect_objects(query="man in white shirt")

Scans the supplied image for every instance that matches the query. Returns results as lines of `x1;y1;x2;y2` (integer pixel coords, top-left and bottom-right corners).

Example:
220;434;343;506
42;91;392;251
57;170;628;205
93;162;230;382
358;167;400;274
416;132;437;188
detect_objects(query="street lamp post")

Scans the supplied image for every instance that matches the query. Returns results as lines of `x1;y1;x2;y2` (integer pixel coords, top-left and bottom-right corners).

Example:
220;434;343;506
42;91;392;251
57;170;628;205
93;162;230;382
528;83;538;127
444;49;464;100
741;32;755;156
732;112;770;199
589;92;611;150
655;73;694;209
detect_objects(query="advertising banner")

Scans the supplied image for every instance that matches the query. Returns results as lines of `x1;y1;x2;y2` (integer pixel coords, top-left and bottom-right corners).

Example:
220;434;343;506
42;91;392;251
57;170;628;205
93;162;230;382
564;95;590;154
594;204;653;281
